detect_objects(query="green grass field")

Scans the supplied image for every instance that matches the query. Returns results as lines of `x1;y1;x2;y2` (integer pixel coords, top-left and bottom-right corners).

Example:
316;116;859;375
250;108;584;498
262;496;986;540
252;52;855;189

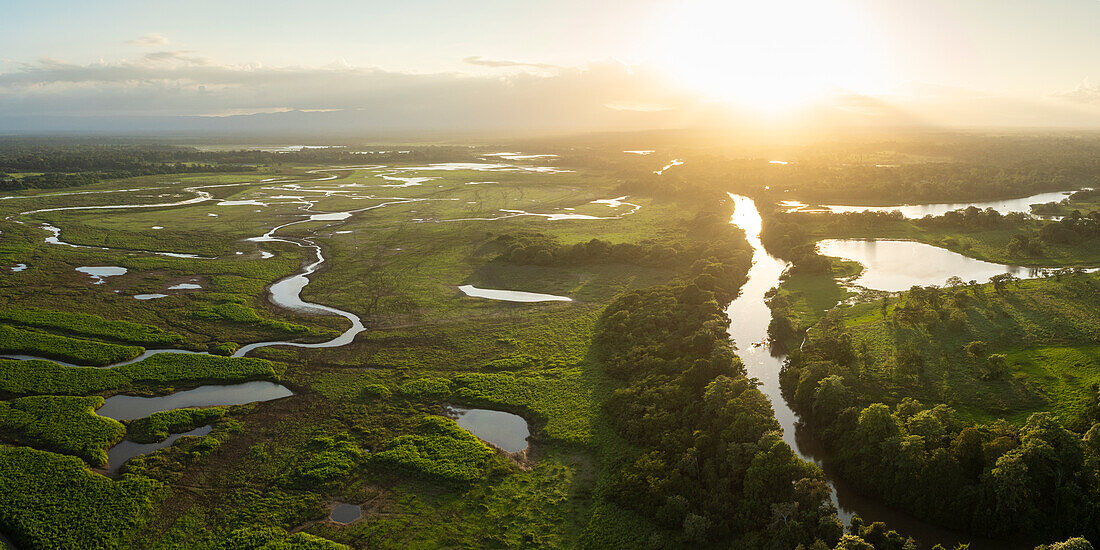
803;273;1100;424
0;157;720;548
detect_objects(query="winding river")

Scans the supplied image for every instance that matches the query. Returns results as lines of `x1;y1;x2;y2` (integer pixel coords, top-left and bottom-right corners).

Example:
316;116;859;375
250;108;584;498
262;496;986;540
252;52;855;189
726;194;1028;549
5;167;390;367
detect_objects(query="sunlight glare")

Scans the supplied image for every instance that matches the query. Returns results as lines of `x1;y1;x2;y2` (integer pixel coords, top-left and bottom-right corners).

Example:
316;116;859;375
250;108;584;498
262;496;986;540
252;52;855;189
654;0;887;113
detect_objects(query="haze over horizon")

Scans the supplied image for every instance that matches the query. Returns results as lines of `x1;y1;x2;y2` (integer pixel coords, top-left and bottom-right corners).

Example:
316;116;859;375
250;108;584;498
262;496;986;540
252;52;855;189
4;0;1100;136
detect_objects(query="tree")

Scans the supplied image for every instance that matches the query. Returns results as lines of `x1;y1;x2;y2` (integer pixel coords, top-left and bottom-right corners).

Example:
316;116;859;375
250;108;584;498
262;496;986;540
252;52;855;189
964;341;986;359
979;354;1010;380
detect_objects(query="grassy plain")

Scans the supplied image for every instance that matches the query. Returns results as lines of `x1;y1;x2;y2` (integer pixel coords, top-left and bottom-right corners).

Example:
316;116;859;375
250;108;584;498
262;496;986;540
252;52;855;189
0;155;708;548
805;274;1100;425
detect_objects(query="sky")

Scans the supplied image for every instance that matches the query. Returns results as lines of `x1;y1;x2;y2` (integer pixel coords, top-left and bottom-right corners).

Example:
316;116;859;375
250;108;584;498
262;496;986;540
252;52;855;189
3;0;1100;134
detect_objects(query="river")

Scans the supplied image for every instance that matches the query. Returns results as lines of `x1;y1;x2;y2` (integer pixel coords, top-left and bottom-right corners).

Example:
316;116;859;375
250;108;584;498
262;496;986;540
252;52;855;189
724;194;1027;549
781;189;1076;219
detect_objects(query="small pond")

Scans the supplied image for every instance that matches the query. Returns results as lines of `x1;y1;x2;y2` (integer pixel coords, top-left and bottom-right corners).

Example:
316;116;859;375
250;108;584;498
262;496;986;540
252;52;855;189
444;405;530;453
458;285;571;303
134;294;167;300
76;266;127;284
329;503;362;524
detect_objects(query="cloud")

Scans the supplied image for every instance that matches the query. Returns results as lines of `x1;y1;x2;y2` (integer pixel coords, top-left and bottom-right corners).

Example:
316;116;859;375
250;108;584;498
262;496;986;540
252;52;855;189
1053;79;1100;105
5;50;1099;134
140;50;213;66
0;54;700;134
463;56;559;70
125;34;170;47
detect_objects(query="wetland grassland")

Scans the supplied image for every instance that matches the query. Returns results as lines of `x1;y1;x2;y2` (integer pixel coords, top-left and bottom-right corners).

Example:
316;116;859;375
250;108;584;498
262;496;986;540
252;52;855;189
0;151;782;549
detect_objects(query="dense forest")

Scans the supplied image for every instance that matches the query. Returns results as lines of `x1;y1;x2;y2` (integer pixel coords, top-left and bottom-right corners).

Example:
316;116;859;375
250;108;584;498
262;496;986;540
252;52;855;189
779;278;1100;542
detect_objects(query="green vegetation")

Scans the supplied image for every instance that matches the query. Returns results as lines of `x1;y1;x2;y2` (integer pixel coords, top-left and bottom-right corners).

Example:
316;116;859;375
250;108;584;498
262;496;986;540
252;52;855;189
370;416;497;483
0;446;162;549
0;324;144;366
7;140;1098;549
127;407;228;443
193;301;317;336
0;353;278;396
767;257;859;349
0;307;184;346
283;436;365;489
220;526;351;550
453;370;594;444
0;395;125;466
782;276;1100;541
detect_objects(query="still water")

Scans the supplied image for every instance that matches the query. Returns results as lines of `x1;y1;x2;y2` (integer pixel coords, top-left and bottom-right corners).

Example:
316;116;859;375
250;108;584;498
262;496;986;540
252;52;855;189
458;285;571;303
783;189;1075;218
96;382;292;420
818;239;1039;292
106;425;213;474
444;405;530;453
329;503;362;524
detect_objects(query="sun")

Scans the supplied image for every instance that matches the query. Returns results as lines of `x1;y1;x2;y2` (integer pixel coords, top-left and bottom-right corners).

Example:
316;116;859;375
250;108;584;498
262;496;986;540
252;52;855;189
651;0;889;113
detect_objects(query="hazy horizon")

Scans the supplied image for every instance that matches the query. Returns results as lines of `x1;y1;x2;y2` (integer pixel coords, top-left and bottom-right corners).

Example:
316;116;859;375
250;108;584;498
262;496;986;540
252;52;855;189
4;0;1100;136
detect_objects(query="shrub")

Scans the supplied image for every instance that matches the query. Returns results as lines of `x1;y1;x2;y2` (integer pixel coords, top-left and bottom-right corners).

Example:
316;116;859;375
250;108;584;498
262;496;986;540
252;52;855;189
0;395;125;466
221;526;350;550
0;354;277;396
0;324;144;366
0;446;161;549
281;436;363;489
0;307;183;346
370;416;495;483
397;378;453;399
126;407;228;443
359;384;391;399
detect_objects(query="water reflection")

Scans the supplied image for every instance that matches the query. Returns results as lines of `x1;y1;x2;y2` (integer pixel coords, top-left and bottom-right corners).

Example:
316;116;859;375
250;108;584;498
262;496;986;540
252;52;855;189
106;425;212;474
75;266;127;284
818;239;1036;292
329;503;362;524
444;405;530;452
97;381;292;420
458;285;571;303
784;189;1075;219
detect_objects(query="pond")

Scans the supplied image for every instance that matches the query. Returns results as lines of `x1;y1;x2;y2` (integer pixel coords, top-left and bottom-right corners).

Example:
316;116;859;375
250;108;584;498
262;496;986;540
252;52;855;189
817;239;1040;292
167;283;202;290
96;382;293;420
75;266;127;284
458;285;571;303
653;159;683;175
444;405;530;453
329;503;362;524
106;425;213;474
133;294;168;300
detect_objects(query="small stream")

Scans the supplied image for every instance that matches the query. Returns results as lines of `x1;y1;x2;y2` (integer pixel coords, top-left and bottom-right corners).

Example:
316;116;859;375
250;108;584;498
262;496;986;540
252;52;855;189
6;167;386;367
105;425;213;474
